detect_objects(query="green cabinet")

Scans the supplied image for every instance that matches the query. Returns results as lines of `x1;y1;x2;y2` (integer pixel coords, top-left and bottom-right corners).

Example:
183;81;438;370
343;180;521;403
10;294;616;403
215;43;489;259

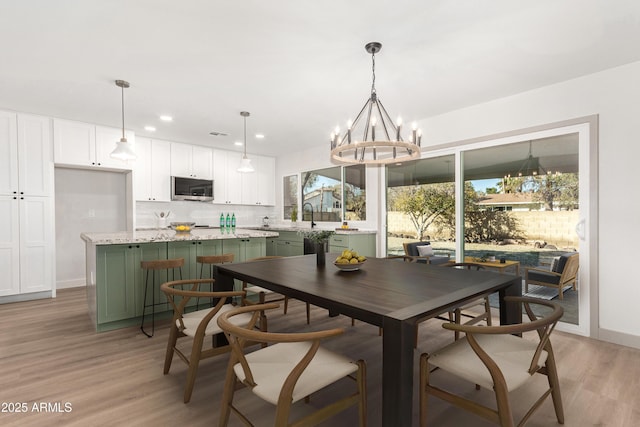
266;231;304;257
167;239;223;279
96;242;167;325
329;233;376;257
223;237;266;262
91;236;266;331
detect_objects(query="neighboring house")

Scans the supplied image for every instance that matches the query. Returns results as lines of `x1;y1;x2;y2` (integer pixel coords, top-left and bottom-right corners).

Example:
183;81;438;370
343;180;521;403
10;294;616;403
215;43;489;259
477;193;542;212
303;187;341;221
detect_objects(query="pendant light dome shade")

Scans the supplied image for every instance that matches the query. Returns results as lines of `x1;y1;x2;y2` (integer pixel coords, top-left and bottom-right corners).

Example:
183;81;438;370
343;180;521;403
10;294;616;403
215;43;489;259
110;79;136;161
237;111;255;173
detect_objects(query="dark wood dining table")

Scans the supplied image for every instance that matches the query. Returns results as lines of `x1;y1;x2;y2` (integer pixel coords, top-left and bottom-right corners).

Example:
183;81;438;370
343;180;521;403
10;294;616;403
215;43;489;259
216;254;521;427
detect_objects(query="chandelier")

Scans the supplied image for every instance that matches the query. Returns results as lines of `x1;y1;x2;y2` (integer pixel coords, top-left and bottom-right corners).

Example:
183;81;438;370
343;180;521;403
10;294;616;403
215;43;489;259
330;42;421;165
505;141;559;179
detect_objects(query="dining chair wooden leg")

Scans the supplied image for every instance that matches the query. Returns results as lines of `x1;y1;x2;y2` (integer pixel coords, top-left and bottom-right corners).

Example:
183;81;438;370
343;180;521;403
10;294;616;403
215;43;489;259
219;357;239;427
163;325;179;374
545;350;565;424
494;380;514;427
183;335;205;403
419;353;429;427
484;297;492;326
284;296;289;314
357;359;367;427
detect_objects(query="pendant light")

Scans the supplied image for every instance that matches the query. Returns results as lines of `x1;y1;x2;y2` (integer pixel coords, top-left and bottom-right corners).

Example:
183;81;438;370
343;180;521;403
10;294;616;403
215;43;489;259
237;111;255;173
110;79;136;161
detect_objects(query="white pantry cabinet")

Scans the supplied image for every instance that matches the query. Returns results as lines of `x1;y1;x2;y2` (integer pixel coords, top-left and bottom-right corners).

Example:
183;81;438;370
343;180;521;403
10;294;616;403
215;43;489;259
170;142;213;179
134;137;171;202
0;111;54;298
53;119;134;170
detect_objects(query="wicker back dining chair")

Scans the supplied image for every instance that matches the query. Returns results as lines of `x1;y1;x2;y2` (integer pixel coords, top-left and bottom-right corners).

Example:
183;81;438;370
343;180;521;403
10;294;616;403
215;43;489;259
217;303;367;427
419;296;564;427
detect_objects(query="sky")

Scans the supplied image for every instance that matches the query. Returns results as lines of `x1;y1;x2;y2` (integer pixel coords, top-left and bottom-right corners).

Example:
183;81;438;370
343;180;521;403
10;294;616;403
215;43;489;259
470;178;501;193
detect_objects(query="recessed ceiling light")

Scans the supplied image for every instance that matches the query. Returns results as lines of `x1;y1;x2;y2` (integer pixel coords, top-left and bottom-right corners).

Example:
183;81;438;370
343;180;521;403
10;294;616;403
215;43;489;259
255;134;265;139
234;141;243;146
159;115;173;122
144;126;156;132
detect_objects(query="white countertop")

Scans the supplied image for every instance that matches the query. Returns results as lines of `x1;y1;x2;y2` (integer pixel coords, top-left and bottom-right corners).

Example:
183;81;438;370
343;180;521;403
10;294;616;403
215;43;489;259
81;228;279;245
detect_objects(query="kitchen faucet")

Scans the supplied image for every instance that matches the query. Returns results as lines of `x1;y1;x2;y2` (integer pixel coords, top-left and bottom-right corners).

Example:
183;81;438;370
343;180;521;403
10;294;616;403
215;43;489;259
302;202;316;228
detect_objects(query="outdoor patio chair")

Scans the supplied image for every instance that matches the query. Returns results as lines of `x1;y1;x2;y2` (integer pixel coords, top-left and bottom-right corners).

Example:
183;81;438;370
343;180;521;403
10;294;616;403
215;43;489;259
524;252;579;300
403;241;451;265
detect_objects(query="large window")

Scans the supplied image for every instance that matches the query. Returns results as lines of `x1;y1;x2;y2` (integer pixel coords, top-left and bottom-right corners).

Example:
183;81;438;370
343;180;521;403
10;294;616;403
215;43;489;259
300;164;366;222
386;154;456;257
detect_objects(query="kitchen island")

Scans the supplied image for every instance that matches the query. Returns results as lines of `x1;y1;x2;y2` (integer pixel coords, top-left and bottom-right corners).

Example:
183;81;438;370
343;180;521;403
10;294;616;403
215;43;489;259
81;228;278;331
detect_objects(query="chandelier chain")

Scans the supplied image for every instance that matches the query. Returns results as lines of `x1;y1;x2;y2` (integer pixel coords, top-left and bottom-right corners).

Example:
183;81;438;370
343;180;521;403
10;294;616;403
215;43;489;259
371;50;377;95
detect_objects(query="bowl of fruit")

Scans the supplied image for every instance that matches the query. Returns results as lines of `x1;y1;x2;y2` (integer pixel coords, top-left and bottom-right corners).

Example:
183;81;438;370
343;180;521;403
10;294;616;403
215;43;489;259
170;222;195;234
334;249;367;271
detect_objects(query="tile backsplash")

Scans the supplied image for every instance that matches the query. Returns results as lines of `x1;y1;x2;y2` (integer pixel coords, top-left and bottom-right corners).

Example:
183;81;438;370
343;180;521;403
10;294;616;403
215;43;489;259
136;201;278;229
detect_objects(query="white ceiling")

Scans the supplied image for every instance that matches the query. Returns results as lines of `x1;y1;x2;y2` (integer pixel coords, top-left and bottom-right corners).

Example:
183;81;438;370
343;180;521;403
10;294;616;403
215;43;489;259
2;0;640;158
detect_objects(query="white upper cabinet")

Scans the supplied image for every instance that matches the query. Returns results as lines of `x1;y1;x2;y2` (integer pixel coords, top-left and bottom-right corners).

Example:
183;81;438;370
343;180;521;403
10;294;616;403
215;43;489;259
95;125;136;169
170;142;212;179
0;111;52;197
241;155;275;206
53;119;133;170
134;137;171;202
0;111;19;196
213;149;242;204
214;150;275;206
256;155;275;206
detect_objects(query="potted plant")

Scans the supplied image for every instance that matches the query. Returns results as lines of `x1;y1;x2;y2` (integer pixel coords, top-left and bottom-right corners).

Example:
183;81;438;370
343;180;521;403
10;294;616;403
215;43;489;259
299;229;334;266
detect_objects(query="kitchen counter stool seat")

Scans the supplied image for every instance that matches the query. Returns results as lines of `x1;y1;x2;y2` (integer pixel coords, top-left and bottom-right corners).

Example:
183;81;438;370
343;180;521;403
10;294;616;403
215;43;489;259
140;257;184;337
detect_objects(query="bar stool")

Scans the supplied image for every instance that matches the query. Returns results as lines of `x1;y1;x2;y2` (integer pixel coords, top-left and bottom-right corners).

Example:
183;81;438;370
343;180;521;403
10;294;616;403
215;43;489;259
140;258;184;338
196;253;234;309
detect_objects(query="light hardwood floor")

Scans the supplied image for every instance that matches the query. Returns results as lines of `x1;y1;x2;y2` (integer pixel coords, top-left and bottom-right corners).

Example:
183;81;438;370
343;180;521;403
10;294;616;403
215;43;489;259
1;287;639;426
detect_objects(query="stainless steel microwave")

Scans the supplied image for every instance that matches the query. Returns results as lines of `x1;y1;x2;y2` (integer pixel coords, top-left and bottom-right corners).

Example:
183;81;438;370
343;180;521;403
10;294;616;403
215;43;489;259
171;176;214;202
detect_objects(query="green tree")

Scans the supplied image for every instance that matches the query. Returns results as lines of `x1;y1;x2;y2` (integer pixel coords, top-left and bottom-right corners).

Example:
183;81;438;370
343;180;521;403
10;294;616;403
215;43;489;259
497;176;526;193
344;183;366;220
391;183;455;240
529;173;579;210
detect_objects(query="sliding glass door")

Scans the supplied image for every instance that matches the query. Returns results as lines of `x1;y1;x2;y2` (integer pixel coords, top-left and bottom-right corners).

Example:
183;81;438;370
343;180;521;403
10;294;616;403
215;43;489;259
384;119;594;333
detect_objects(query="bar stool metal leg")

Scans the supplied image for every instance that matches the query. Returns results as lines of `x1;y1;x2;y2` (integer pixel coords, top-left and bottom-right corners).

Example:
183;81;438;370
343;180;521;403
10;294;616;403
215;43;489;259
140;258;185;338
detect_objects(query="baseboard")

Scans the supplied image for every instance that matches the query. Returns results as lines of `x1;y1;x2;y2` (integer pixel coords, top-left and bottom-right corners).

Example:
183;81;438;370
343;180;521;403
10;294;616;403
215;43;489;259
56;279;86;289
0;291;53;304
598;328;640;351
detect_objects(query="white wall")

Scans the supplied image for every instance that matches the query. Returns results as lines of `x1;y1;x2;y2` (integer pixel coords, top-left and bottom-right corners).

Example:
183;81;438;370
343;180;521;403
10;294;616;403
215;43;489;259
54;168;128;288
276;60;640;347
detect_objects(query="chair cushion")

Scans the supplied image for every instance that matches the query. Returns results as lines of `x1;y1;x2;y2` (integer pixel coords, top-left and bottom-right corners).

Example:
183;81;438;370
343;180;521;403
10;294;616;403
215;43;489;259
429;256;451;266
179;304;252;337
553;253;574;273
527;270;561;285
417;245;434;257
429;333;547;392
405;241;430;256
234;341;358;405
245;285;275;295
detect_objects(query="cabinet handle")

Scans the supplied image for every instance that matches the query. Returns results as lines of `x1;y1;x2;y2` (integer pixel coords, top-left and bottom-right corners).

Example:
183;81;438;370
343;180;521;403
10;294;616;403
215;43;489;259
13;191;17;194
13;196;17;200
97;163;101;166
